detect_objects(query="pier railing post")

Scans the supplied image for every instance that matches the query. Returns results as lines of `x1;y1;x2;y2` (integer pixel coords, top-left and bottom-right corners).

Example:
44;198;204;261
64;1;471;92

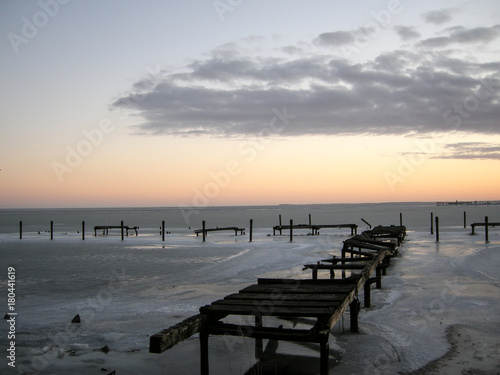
82;221;85;240
435;216;439;242
162;220;165;242
289;219;293;242
485;216;489;243
50;221;54;240
399;212;403;226
19;221;22;240
202;220;206;242
431;212;434;234
464;211;467;229
121;221;124;241
279;214;282;235
249;219;253;242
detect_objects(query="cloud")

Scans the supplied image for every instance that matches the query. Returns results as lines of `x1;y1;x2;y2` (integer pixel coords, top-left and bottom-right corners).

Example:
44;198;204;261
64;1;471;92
419;24;500;47
433;142;500;160
111;26;500;138
422;9;455;25
394;26;421;41
315;31;354;46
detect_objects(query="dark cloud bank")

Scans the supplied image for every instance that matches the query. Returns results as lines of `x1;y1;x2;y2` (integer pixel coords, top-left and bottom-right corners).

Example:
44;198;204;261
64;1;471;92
112;19;500;156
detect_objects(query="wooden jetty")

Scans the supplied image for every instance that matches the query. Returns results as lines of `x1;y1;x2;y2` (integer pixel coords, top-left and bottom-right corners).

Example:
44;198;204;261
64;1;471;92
194;226;245;236
273;223;358;236
94;225;139;236
149;225;406;375
471;221;499;234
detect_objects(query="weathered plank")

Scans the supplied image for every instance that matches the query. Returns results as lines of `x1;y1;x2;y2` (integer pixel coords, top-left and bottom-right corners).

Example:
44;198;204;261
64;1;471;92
200;304;336;318
150;314;207;353
239;284;354;295
222;292;347;302
212;298;339;308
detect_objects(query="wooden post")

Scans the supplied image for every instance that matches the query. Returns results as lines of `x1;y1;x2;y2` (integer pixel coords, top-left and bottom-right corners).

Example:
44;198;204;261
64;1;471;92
320;340;329;375
376;266;382;289
121;221;124;241
202;220;206;242
50;221;54;240
399;213;403;226
249;219;253;242
364;283;371;308
19;221;22;240
279;214;282;235
309;214;312;225
435;216;439;242
464;211;467;229
289;219;293;242
431;212;434;234
200;329;209;375
485;216;489;243
162;220;165;242
255;314;263;358
350;300;360;333
82;221;85;240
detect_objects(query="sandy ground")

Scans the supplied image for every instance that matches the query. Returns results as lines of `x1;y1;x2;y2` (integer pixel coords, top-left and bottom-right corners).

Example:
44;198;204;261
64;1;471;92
406;324;500;375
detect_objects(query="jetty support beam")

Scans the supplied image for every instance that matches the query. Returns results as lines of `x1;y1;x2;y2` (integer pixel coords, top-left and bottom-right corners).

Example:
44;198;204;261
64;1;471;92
150;314;207;354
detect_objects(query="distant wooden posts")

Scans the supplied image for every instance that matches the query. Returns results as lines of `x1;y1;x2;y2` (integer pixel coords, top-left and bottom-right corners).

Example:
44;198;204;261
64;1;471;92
289;219;293;242
162;221;165;242
435;216;439;242
278;215;283;235
430;212;434;235
249;219;253;242
309;214;312;226
121;221;124;241
50;221;54;240
485;216;489;243
19;221;22;239
82;221;85;240
464;211;467;229
399;213;403;226
202;221;206;242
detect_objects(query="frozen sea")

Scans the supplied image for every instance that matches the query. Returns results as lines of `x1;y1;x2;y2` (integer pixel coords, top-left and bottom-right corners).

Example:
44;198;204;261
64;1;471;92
0;203;499;374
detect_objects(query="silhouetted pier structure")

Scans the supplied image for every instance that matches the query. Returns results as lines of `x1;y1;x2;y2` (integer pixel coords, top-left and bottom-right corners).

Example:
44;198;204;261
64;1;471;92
194;227;245;236
150;225;406;375
471;221;499;234
94;225;139;236
273;223;358;236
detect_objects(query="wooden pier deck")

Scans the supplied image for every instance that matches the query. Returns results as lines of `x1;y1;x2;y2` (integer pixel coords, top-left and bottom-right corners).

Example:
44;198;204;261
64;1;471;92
273;223;358;236
93;225;139;236
471;221;500;234
149;225;406;375
194;226;245;236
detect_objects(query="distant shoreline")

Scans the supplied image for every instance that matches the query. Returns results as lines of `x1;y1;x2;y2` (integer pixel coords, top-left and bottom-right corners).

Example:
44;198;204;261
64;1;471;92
436;200;500;206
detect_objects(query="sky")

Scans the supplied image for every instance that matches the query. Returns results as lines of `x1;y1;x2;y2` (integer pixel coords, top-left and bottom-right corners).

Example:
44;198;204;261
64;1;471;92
1;0;500;209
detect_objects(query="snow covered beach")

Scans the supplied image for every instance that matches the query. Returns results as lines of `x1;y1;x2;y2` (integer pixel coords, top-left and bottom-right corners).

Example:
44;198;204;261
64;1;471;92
0;203;499;374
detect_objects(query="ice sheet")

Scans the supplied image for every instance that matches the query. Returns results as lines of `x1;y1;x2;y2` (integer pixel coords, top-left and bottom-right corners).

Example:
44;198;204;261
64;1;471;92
0;214;499;374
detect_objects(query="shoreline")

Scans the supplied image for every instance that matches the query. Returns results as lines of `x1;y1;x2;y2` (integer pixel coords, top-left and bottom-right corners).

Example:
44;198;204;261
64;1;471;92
406;324;500;375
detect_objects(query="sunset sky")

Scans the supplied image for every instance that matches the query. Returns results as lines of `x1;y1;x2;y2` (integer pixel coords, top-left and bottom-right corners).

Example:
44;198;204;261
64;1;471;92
1;0;500;208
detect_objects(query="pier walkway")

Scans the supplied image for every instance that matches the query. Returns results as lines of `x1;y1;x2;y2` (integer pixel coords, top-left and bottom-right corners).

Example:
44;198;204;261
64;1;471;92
273;223;358;236
93;225;139;236
150;225;406;375
194;226;245;237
